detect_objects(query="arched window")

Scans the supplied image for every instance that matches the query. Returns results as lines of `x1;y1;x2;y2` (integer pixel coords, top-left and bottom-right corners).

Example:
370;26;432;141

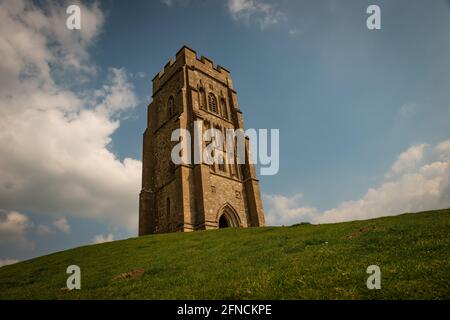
167;96;175;118
220;98;228;120
208;93;218;113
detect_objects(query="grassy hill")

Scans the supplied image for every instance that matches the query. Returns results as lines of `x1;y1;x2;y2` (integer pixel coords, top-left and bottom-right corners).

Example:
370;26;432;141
0;209;449;299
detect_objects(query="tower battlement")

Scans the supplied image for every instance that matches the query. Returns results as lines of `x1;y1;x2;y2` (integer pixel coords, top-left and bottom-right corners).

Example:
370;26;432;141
152;45;232;94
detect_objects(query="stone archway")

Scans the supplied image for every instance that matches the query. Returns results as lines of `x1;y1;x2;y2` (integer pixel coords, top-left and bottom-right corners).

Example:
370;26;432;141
218;214;230;228
217;204;241;228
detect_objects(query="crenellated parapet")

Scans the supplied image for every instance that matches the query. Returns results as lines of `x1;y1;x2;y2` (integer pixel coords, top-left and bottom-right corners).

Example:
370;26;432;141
152;45;233;95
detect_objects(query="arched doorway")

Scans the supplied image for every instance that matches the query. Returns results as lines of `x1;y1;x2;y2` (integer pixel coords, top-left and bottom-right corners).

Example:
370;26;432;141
219;214;230;228
217;204;241;229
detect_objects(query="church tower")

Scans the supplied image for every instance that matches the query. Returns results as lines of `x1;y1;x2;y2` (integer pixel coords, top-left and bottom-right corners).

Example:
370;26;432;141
139;46;265;235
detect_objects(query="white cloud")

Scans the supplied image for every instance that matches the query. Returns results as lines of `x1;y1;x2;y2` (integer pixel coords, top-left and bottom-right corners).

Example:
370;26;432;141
435;139;450;159
0;210;34;249
265;139;450;225
37;219;72;235
228;0;285;29
263;193;318;226
36;224;53;236
385;143;427;178
92;233;114;244
94;68;139;116
135;71;146;79
0;0;104;90
53;217;70;233
0;258;19;267
0;0;141;232
161;0;284;30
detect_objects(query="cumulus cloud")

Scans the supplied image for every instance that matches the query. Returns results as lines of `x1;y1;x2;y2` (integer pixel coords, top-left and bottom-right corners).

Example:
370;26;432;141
135;71;146;79
0;0;141;232
36;219;71;235
0;258;19;267
53;217;70;233
435;139;450;159
92;233;114;244
0;210;34;249
161;0;284;30
228;0;284;29
263;193;318;226
265;139;450;225
94;68;139;116
36;224;52;236
385;143;427;178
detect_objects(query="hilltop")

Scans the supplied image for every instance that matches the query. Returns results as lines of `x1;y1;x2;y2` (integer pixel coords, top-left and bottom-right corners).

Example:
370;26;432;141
0;209;449;299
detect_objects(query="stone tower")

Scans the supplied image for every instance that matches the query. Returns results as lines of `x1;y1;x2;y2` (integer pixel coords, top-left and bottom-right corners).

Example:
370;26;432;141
139;46;265;235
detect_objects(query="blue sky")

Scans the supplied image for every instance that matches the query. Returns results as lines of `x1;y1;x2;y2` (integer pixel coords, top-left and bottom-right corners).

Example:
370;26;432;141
103;0;450;208
0;0;449;265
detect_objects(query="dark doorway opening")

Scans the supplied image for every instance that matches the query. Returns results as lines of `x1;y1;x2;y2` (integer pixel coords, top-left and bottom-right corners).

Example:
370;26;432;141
219;215;229;228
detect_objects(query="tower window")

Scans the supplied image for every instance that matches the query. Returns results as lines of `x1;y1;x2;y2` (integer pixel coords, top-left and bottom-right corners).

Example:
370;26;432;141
208;93;218;113
221;98;228;120
167;96;175;118
216;126;225;172
199;87;206;109
166;197;170;217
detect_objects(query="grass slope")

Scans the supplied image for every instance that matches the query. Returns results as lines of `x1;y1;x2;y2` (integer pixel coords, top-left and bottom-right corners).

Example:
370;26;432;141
0;209;449;299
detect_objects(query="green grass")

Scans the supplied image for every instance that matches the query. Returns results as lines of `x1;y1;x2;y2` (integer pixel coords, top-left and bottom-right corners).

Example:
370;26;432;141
1;209;449;299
